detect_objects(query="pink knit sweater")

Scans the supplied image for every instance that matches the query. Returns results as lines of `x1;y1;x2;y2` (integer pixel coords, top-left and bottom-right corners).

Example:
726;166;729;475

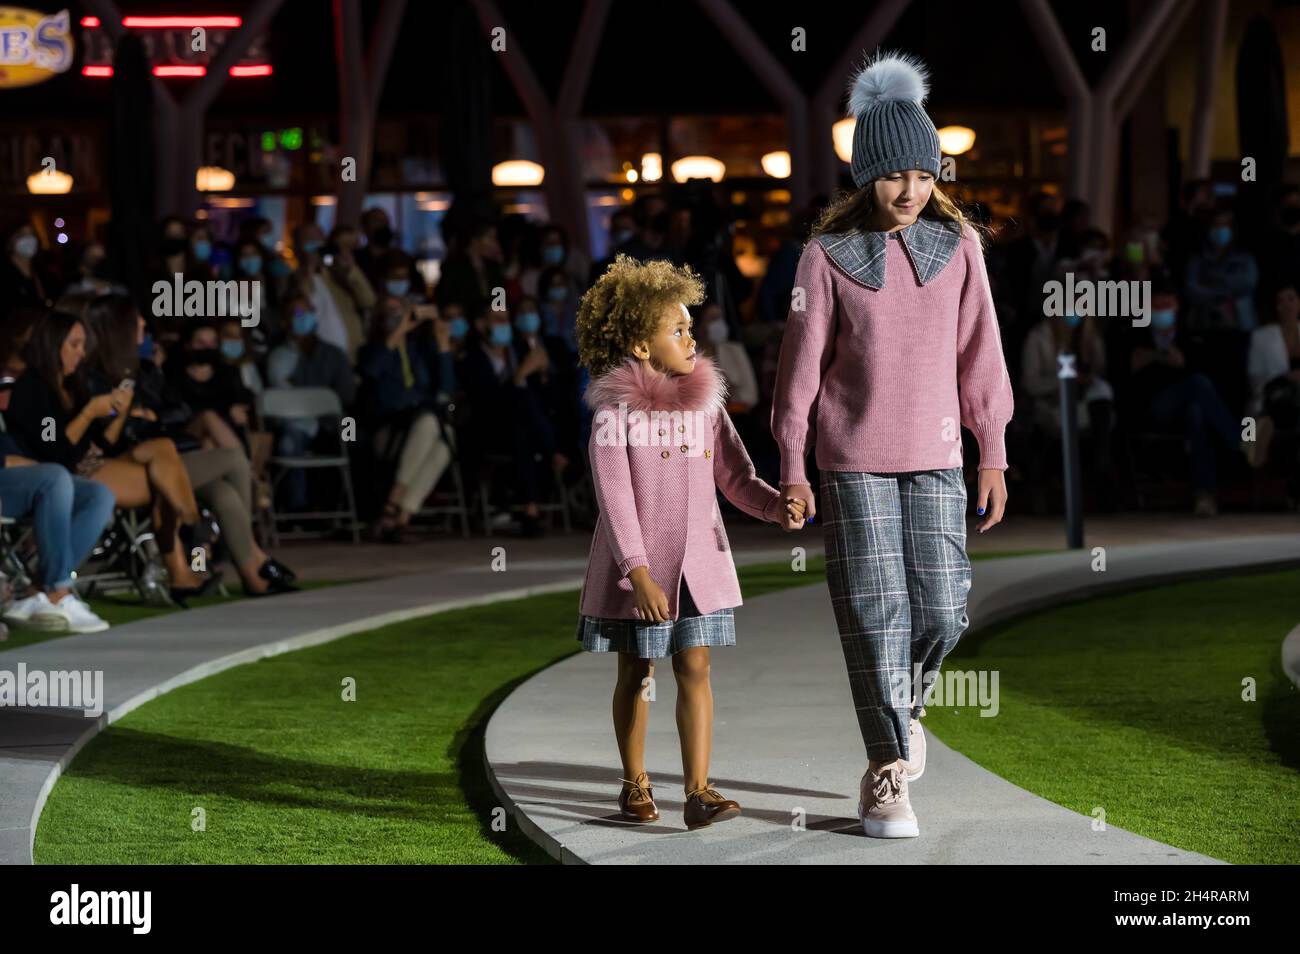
771;223;1014;485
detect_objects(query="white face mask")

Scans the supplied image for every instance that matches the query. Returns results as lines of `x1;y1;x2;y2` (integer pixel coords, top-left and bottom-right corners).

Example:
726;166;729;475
13;235;38;259
707;320;729;344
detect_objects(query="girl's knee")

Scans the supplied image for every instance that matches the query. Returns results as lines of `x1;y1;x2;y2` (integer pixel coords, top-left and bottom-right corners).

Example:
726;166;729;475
672;648;710;680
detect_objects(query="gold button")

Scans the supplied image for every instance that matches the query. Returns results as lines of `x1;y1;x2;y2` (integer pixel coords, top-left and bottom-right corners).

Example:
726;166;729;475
661;450;670;459
704;449;711;459
680;444;689;453
679;425;686;432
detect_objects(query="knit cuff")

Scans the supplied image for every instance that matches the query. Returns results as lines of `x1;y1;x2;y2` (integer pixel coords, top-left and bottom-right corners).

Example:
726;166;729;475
618;555;649;577
779;439;810;487
969;422;1008;471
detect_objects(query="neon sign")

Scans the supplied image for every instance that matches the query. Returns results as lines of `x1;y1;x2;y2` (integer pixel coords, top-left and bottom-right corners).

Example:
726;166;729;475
79;14;272;79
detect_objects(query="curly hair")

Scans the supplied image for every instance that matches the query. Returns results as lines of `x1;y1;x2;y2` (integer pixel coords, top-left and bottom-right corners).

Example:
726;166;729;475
576;253;705;375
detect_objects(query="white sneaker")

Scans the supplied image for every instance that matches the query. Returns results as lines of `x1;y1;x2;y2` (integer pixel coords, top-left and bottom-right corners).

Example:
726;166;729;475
858;760;919;838
49;594;110;634
2;592;69;631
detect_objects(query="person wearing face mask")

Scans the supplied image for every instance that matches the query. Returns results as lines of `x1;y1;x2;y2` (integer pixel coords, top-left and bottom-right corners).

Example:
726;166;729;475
165;321;257;453
291;222;375;362
358;295;459;542
224;238;279;352
1185;205;1260;333
267;292;357;513
521;224;589;298
537;265;582;355
434;220;505;321
1019;290;1116;510
458;307;564;538
0;223;48;318
356;207;400;289
1125;290;1248;516
697;302;759;414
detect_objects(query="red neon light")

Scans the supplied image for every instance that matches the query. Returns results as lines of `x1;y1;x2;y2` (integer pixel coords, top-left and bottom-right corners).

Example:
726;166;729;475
80;16;243;29
81;65;273;79
132;16;244;28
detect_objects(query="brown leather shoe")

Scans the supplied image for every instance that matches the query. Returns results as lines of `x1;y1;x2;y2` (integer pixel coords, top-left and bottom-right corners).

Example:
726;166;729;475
683;784;741;829
618;772;660;822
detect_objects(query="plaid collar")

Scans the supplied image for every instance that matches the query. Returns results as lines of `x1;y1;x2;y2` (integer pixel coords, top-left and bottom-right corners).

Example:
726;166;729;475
814;216;962;290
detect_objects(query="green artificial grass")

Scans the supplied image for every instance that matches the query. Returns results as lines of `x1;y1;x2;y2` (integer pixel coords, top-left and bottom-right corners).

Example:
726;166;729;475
924;566;1300;865
36;556;874;864
0;581;340;652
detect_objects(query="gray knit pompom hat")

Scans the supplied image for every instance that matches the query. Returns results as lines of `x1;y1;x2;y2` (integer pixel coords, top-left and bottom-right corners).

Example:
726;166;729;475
847;51;941;187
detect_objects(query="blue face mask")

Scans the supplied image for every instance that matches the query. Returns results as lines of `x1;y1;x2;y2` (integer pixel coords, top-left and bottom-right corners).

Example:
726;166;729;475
516;311;541;334
292;310;318;337
448;317;469;339
192;239;212;261
490;323;513;346
541;244;565;266
547;284;568;303
301;239;323;256
1151;308;1176;329
259;233;277;252
268;258;290;277
1208;226;1232;249
1063;313;1082;328
238;256;262;276
385;278;410;297
138;332;154;359
612;228;634;246
220;338;246;361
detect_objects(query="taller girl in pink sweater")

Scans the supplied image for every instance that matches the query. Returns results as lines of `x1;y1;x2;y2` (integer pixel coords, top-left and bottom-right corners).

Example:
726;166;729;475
771;52;1015;839
575;255;805;830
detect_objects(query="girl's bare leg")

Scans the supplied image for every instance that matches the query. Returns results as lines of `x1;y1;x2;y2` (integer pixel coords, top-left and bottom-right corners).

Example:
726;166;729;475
672;647;713;793
614;653;654;782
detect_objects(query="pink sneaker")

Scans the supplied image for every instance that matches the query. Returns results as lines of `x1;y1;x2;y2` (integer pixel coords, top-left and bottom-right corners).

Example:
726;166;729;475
858;759;919;838
901;708;926;782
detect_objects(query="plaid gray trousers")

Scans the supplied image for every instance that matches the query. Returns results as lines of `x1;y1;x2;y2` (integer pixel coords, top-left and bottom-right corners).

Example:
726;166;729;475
819;468;973;764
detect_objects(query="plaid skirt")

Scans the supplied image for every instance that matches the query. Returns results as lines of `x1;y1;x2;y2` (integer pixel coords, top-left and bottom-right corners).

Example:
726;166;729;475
576;576;736;659
819;468;972;764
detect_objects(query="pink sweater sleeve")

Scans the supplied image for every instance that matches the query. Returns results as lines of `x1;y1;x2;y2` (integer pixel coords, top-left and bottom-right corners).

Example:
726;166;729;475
956;232;1015;470
770;241;837;487
588;418;649;577
713;409;781;522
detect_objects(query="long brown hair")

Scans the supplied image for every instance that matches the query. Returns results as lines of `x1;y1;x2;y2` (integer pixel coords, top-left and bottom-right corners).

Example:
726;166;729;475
811;181;985;249
85;294;143;385
23;310;91;411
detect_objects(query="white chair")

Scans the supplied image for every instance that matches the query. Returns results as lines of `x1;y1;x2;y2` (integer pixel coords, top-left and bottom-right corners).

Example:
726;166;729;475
258;387;361;544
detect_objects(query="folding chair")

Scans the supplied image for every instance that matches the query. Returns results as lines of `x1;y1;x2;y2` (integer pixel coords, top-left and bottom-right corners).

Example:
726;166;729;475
258;387;361;544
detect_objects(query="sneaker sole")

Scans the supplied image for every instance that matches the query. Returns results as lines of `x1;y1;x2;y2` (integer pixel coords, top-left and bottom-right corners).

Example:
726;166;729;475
3;614;70;633
858;806;919;838
67;621;110;634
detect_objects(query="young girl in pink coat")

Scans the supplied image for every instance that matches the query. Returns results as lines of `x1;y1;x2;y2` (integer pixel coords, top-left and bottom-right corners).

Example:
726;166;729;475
574;254;806;830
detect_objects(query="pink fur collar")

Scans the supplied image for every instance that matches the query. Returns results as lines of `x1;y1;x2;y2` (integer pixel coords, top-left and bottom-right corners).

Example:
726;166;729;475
585;353;728;415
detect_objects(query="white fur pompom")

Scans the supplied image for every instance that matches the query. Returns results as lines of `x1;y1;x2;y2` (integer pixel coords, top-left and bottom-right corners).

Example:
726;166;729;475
846;51;929;116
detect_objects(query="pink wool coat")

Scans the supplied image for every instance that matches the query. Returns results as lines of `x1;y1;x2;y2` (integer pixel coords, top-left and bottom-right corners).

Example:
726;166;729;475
578;353;784;621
